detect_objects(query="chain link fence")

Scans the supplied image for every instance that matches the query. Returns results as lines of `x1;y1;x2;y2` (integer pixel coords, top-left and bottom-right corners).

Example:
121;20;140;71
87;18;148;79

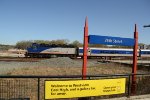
0;74;150;100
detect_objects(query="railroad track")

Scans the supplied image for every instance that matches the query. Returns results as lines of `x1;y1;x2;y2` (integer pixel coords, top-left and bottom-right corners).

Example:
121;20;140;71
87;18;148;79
0;57;46;62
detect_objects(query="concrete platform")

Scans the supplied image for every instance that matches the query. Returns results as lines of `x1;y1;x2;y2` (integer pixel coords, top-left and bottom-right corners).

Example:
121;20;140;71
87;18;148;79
0;52;25;57
108;60;150;66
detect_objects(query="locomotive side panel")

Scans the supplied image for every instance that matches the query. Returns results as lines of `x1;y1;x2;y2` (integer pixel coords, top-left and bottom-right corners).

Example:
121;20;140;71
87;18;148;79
26;44;77;58
41;48;76;54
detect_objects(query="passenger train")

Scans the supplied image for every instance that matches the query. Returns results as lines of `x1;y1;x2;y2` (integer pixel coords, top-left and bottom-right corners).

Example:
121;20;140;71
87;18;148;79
25;43;150;58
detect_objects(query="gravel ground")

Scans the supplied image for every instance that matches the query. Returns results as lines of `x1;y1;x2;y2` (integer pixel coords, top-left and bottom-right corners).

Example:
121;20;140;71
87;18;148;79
0;57;101;75
0;57;148;75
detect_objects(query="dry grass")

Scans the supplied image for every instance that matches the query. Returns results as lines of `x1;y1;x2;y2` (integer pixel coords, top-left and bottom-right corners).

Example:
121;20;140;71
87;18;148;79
7;63;147;76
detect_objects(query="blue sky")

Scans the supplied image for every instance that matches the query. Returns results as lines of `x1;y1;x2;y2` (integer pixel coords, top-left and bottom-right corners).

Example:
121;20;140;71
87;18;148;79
0;0;150;45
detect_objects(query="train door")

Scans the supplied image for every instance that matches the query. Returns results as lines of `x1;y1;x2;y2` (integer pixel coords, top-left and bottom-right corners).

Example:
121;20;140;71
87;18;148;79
87;48;92;58
87;48;91;56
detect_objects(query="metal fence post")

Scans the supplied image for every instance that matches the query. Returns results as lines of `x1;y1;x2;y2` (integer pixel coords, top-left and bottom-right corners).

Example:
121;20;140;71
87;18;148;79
127;75;131;97
38;78;40;100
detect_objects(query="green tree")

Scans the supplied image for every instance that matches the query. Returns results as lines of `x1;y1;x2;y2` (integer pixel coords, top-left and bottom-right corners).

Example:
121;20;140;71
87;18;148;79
48;39;69;45
15;40;33;49
89;44;108;48
71;40;83;47
34;40;51;44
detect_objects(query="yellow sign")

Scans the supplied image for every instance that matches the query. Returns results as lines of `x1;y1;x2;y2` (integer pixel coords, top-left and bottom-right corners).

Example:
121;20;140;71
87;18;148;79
45;78;126;99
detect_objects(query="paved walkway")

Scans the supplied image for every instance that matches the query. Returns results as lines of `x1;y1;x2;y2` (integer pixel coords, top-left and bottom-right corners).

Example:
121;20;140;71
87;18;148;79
100;94;150;100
